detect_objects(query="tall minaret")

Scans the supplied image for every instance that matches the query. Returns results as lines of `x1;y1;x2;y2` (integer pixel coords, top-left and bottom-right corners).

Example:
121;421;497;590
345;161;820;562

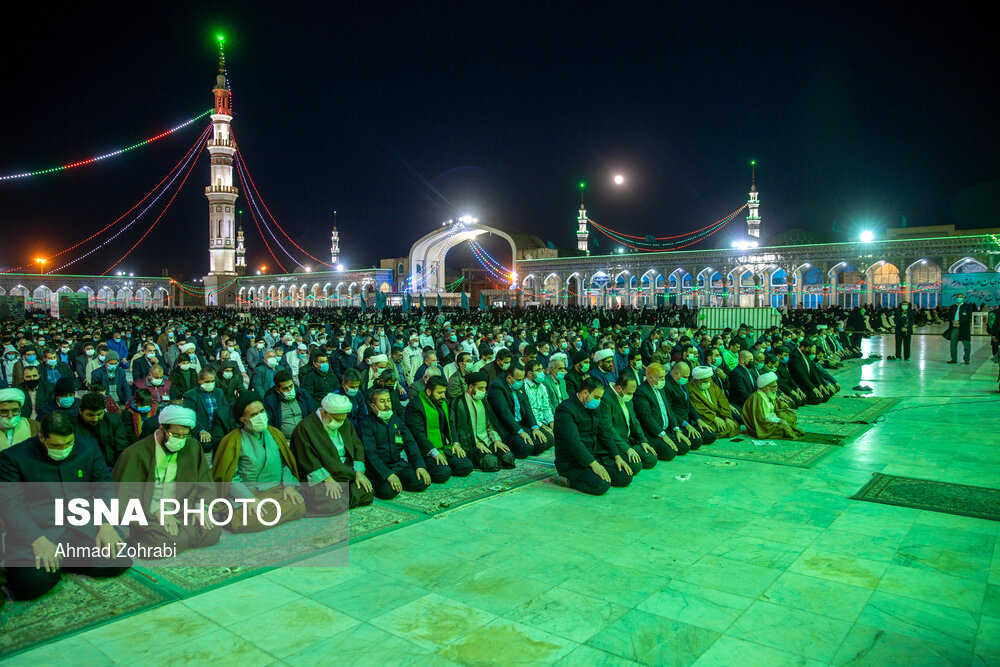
746;160;761;239
331;210;340;267
576;202;589;253
235;225;247;275
205;36;238;284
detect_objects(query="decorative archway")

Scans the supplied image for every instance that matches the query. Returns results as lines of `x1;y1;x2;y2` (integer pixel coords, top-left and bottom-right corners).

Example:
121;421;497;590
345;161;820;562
949;257;987;273
408;220;518;293
905;260;942;309
867;261;901;308
542;273;561;305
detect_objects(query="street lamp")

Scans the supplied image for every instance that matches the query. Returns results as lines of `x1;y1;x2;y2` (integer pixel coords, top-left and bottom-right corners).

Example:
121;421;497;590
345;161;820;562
260;265;267;274
35;258;46;274
860;231;875;242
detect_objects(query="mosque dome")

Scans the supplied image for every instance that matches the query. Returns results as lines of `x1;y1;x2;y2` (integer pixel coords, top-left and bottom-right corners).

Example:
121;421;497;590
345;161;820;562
769;228;822;246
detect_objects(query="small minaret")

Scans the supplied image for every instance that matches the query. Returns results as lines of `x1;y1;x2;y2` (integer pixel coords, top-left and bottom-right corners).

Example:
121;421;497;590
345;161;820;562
746;161;761;239
235;225;247;275
576;202;589;253
331;210;340;267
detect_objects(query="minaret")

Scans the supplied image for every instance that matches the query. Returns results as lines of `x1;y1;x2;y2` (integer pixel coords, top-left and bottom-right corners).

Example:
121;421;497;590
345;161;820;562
576;202;589;253
235;225;247;275
331;211;340;267
746;160;761;239
204;36;238;305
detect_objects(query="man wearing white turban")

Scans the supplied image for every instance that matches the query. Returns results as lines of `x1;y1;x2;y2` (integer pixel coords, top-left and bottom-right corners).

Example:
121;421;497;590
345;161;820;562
0;387;39;452
689;366;741;439
113;405;221;554
741;372;804;440
290;391;374;513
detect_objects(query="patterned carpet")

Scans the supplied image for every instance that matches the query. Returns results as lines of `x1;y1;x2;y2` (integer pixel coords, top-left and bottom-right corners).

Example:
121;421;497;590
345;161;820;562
796;396;899;441
690;437;838;468
851;473;1000;521
0;572;167;657
385;460;556;514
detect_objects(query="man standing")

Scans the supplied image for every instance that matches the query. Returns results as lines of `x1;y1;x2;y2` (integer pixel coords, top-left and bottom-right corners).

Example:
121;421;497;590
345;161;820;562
946;293;973;365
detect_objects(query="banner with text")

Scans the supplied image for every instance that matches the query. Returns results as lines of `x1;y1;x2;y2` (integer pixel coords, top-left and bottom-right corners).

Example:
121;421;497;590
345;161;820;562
941;273;1000;307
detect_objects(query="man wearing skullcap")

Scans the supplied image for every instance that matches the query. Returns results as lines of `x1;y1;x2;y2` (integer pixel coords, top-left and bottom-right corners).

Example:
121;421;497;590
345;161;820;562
689;366;740;438
290;391;374;513
0;387;39;452
361;353;389;395
213;390;306;532
113;405;221;554
741;372;804;440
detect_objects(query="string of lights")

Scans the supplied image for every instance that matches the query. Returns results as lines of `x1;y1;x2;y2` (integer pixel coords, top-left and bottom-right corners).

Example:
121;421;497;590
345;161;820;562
587;205;746;250
586;205;747;241
235;156;296;272
0;110;214;182
468;241;512;283
103;130;206;275
48;126;211;274
468;239;512;274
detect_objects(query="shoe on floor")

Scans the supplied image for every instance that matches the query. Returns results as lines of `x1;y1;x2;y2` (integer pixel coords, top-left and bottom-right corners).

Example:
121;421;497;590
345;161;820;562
947;360;957;364
887;356;897;360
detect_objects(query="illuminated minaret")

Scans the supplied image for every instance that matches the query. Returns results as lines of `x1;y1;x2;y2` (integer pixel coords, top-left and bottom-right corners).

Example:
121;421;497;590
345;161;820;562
235;225;247;275
576;202;589;253
746;160;761;239
206;37;238;279
331;211;340;267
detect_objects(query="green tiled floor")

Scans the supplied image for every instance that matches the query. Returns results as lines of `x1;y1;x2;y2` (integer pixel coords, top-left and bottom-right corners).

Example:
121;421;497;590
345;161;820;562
7;330;1000;666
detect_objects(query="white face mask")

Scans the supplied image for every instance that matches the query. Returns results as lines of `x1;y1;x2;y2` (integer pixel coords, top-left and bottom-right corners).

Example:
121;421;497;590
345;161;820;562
325;417;344;432
163;435;186;452
201;382;216;393
473;389;486;401
280;388;296;401
179;363;191;371
266;357;278;368
149;377;164;386
0;415;22;430
377;409;393;421
247;413;269;433
653;380;666;390
85;349;95;356
46;444;73;461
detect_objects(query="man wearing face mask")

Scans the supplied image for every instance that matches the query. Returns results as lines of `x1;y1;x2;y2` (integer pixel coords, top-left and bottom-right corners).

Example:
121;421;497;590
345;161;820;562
133;363;171;405
182;369;228;450
264;370;317;441
213;391;305;532
564;350;591;397
75;392;129;467
488;363;553;458
445;352;473;400
215;360;244;404
742;372;804;440
16;366;43;420
290;392;374;513
945;293;973;365
689;366;740;438
449;372;515;473
251;350;281;397
124;389;159;442
553;377;632;495
632;362;690;461
787;339;832;404
663;362;716;449
112;405;222;555
0;411;130;601
402;335;423;384
0;388;39;451
358;386;433;499
606;371;658;473
40;349;73;389
727;351;758;411
131;342;164;383
333;369;369;431
11;345;41;387
300;350;340;405
541;353;569;407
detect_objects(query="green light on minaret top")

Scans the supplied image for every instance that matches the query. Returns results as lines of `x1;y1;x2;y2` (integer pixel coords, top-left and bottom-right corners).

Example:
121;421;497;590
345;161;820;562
750;160;756;166
578;181;586;190
217;35;225;41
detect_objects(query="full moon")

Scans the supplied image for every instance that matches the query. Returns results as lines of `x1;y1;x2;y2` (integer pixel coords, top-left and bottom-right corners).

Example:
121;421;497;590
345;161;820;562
613;174;625;185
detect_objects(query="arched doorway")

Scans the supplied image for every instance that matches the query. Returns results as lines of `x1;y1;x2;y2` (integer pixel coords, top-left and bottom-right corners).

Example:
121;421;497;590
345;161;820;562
408;220;518;293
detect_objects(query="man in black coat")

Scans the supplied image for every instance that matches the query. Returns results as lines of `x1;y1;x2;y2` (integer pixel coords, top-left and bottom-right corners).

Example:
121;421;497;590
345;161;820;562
663;362;716;448
727;351;757;411
0;412;130;601
631;362;691;461
605;371;658;472
486;364;552;458
788;339;832;404
449;372;515;472
131;341;165;383
358;387;431;499
75;392;130;468
890;300;916;361
946;293;973;364
553;377;632;495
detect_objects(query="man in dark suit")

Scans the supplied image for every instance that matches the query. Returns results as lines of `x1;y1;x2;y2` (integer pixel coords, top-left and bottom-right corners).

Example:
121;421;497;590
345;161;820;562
130;342;165;383
605;371;658;472
890;300;916;361
788;339;832;404
181;368;229;452
631;362;691;461
946;293;973;364
487;363;552;458
663;362;716;448
727;351;757;411
359;386;431;499
75;392;130;468
0;411;130;601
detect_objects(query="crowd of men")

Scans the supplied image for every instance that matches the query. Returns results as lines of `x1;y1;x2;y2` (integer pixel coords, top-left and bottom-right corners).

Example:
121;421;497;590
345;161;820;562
0;300;985;606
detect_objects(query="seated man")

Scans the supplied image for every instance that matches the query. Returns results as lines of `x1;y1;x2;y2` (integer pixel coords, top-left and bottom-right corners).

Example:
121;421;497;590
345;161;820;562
564;350;590;397
553;377;632;495
112;405;221;555
404;375;473;480
450;371;515;472
632;362;692;461
75;392;130;468
788;339;832;404
0;412;130;601
742;372;804;440
182;368;228;452
772;349;807;409
359;387;432;499
212;391;306;532
727;351;757;411
123;389;160;442
606;371;658;473
90;351;131;407
263;370;318;441
334;369;368;431
522;360;556;440
0;387;39;452
251;350;281;397
36;377;80;420
663;362;716;448
300;350;340;405
133;363;171;404
689;366;740;438
16;365;43;420
290;392;374;513
487;364;553;458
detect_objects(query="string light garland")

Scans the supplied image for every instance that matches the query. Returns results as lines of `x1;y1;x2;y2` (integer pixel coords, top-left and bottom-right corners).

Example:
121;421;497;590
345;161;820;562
235;156;293;272
588;205;745;252
49;126;211;274
0;110;213;182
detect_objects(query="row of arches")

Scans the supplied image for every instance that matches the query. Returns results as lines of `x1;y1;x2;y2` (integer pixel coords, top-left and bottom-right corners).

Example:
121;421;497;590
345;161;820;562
0;285;170;314
518;257;984;309
237;281;393;309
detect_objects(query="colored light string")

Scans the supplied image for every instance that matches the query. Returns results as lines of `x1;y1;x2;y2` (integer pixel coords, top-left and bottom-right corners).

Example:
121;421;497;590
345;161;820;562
0;110;213;181
588;205;745;252
235;155;293;272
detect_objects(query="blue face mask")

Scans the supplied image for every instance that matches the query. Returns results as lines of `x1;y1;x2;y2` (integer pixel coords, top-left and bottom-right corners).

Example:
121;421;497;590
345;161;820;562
755;363;765;371
676;377;688;386
136;405;152;414
347;388;359;397
511;380;524;390
780;357;789;364
25;354;37;364
58;396;75;408
621;347;630;355
574;341;583;349
556;371;566;381
584;397;601;410
319;362;330;373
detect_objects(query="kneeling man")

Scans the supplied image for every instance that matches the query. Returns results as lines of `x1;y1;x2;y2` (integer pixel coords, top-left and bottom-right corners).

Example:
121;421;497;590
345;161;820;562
358;387;431;500
741;372;804;441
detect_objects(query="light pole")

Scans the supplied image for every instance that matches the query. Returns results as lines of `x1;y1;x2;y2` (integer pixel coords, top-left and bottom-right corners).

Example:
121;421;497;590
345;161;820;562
35;258;46;274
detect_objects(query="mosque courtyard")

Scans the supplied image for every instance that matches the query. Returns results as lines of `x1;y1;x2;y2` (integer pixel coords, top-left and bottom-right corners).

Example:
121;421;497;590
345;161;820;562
5;328;999;666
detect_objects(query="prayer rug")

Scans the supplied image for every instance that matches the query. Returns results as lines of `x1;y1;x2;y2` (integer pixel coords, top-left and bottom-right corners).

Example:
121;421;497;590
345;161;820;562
690;438;838;469
851;474;1000;522
385;461;555;514
803;396;899;423
0;572;168;658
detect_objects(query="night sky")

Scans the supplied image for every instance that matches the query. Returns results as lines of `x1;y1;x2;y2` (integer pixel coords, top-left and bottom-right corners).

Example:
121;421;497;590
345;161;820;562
1;3;997;280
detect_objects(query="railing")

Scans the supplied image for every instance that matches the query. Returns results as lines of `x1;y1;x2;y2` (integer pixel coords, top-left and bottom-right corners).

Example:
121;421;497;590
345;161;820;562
204;185;239;195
